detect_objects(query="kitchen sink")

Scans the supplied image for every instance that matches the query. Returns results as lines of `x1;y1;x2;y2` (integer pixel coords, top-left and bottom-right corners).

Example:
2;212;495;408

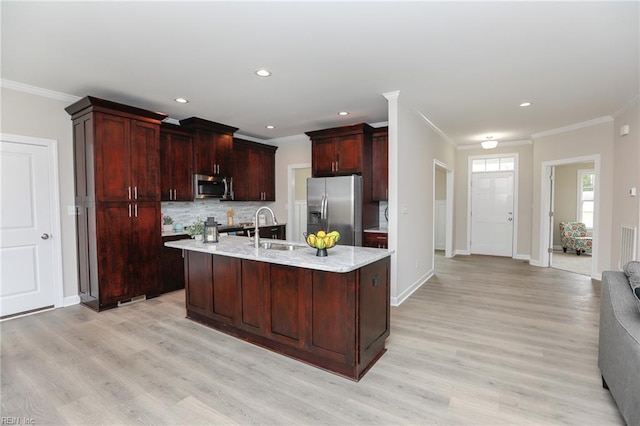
253;241;305;251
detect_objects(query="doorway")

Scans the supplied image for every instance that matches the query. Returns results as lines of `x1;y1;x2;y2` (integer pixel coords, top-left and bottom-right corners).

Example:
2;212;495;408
549;161;595;276
433;160;453;270
0;134;64;319
468;155;518;257
287;164;311;243
540;155;599;279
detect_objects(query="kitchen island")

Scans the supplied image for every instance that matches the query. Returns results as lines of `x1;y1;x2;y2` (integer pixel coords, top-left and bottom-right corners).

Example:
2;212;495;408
165;236;392;381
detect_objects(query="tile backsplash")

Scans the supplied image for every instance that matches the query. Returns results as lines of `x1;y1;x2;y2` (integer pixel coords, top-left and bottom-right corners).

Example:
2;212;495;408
162;199;277;228
379;201;388;227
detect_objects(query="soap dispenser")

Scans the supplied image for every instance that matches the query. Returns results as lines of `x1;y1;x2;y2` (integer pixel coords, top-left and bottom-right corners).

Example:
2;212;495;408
203;217;219;243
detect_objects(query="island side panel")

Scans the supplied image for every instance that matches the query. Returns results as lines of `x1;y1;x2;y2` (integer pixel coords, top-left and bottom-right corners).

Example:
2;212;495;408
309;270;356;366
211;255;241;325
357;257;391;377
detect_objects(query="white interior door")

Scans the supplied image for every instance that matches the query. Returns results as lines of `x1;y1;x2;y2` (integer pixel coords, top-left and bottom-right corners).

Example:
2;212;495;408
0;139;56;317
471;171;514;256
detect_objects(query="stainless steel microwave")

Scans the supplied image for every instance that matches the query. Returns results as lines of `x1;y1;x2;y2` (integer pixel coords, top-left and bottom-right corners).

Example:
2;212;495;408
194;174;232;200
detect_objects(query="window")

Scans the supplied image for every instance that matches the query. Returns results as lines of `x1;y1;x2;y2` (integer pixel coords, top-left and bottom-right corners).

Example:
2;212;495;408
577;169;594;229
471;156;515;172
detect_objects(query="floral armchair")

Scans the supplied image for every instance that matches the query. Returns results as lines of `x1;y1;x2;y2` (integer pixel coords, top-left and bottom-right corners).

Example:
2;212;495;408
559;221;592;255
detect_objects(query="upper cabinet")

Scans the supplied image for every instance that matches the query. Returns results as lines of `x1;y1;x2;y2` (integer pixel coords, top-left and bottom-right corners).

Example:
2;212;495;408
68;96;165;203
371;126;388;201
232;138;278;201
306;123;374;177
180;117;238;177
160;123;193;201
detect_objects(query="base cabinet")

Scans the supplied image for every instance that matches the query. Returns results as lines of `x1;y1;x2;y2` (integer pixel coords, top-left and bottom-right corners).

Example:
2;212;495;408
183;252;390;380
363;232;388;249
161;234;191;293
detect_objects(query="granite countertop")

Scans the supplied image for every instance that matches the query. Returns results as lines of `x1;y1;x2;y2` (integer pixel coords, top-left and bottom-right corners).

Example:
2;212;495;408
165;235;393;273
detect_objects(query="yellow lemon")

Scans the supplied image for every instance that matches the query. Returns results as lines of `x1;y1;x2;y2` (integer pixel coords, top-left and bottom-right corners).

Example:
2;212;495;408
316;237;326;249
317;230;326;238
307;234;316;246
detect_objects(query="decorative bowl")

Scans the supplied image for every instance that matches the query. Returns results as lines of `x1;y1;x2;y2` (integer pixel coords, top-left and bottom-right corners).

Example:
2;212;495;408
304;231;340;257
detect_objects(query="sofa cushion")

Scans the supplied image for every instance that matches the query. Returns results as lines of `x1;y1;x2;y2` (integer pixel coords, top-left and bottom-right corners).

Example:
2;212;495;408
623;261;640;293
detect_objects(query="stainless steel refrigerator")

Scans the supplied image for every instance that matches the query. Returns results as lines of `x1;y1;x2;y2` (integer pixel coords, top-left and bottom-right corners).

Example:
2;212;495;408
307;175;362;246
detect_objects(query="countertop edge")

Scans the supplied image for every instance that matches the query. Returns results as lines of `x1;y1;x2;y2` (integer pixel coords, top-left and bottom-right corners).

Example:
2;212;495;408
165;236;393;273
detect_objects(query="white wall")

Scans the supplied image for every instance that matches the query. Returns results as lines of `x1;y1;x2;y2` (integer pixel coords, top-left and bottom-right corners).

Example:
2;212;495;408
611;97;640;268
531;119;615;276
1;87;79;301
270;134;312;240
388;92;455;305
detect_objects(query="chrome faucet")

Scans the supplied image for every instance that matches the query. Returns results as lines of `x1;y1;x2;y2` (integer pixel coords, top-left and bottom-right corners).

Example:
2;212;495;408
253;206;278;248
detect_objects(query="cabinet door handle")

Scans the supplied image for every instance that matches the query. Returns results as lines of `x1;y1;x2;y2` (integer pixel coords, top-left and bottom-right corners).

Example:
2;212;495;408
134;186;138;200
173;189;177;200
128;186;132;200
335;160;338;172
168;189;173;200
128;204;132;217
134;204;138;218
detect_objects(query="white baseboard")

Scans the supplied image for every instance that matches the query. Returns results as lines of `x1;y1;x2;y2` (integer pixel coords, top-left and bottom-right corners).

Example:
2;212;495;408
529;259;544;267
513;253;531;261
62;295;81;307
391;269;434;306
453;249;470;256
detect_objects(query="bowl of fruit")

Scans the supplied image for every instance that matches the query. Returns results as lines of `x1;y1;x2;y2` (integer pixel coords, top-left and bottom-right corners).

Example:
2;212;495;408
305;230;340;257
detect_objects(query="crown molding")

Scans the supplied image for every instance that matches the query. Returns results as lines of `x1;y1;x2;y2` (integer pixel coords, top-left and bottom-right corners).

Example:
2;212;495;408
611;94;639;118
456;139;532;151
531;116;613;139
1;79;80;103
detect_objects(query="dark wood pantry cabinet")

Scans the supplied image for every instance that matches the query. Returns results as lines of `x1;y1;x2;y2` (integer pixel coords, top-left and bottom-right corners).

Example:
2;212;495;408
66;96;167;311
371;126;388;201
160;123;193;201
231;138;277;201
180;117;238;177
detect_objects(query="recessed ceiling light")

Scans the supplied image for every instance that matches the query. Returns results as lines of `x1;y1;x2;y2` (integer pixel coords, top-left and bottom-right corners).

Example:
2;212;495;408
175;98;189;104
520;102;532;107
266;125;275;129
255;69;271;77
338;111;349;116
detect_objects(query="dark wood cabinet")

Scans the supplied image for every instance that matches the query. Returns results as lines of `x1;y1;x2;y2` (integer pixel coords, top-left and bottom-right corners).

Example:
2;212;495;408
243;224;286;240
66;96;167;311
160;234;191;293
306;123;373;177
185;251;241;325
93;112;161;202
363;231;388;249
232;138;277;201
183;251;390;381
371;127;388;201
180;117;238;177
160;123;193;201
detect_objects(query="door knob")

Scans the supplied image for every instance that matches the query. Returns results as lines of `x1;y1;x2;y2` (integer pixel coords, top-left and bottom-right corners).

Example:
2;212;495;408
41;233;50;240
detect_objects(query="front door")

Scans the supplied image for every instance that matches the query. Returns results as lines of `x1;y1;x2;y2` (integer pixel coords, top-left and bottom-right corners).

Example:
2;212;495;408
471;170;514;256
0;138;56;318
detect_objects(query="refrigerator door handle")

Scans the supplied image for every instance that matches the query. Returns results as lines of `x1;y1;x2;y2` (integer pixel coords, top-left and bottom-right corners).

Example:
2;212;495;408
323;194;329;230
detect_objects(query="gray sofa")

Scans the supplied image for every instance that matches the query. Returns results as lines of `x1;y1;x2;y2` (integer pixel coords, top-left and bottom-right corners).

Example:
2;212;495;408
598;271;640;425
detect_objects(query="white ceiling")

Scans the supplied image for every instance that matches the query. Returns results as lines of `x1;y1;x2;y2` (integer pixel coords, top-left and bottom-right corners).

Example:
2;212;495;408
2;1;638;145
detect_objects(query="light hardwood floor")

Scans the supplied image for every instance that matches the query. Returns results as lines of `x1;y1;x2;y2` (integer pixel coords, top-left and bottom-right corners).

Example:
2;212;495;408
1;254;624;425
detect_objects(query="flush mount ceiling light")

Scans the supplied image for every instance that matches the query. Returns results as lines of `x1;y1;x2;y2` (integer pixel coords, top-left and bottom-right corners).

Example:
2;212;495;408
265;125;275;129
174;97;189;104
255;69;271;77
338;111;349;116
481;136;499;149
520;101;532;107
